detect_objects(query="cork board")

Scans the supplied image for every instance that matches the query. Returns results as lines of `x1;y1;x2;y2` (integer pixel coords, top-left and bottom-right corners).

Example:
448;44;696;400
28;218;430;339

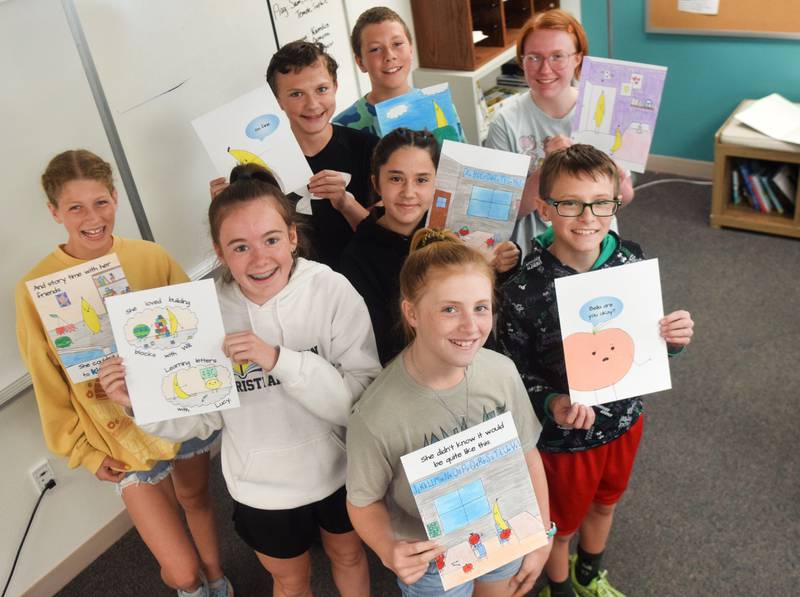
646;0;800;39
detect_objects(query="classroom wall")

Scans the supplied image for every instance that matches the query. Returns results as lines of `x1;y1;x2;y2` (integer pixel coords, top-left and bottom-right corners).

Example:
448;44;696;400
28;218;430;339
1;2;413;595
581;0;800;162
0;386;128;597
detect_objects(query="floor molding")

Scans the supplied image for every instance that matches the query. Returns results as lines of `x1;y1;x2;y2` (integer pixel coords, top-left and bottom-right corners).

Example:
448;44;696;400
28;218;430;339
22;509;132;596
647;154;713;179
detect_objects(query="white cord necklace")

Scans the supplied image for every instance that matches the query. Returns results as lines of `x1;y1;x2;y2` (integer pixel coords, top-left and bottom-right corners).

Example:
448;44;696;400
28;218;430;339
408;349;470;429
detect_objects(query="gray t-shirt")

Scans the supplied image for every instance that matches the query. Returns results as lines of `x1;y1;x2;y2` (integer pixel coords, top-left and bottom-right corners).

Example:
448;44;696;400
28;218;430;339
346;348;541;540
485;92;617;257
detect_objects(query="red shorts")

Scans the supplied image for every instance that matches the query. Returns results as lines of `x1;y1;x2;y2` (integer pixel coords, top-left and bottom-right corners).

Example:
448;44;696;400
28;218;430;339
541;415;644;536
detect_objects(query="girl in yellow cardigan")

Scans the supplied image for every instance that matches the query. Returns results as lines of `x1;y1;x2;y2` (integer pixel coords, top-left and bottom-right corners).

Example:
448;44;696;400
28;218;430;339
14;150;231;597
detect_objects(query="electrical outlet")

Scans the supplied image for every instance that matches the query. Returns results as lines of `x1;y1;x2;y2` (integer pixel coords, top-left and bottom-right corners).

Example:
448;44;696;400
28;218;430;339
31;460;56;493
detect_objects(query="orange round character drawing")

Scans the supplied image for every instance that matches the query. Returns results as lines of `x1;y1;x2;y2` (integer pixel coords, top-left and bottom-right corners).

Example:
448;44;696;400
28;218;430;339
563;328;634;391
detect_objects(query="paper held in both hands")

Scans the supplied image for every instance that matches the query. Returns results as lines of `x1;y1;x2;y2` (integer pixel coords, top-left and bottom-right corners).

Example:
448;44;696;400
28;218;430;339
734;94;800;146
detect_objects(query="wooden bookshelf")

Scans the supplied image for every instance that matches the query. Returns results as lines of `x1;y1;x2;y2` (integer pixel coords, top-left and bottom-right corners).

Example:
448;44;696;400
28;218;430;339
710;102;800;239
410;0;558;71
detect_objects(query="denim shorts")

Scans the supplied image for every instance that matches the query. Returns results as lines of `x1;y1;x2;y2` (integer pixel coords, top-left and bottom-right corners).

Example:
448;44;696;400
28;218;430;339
116;430;220;494
397;555;523;596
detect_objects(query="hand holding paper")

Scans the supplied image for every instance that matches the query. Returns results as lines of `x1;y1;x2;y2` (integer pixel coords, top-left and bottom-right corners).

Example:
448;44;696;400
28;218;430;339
659;310;694;348
490;241;520;273
543;135;572;156
386;539;446;585
549;394;596;429
97;356;131;409
222;331;279;373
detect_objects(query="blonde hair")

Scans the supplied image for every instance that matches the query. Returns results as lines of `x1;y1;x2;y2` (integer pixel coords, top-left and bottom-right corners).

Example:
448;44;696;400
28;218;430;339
41;149;114;206
399;228;495;341
516;9;589;79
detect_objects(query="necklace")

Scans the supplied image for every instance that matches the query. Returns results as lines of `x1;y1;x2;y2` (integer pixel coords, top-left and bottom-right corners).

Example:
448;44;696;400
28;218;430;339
407;348;471;430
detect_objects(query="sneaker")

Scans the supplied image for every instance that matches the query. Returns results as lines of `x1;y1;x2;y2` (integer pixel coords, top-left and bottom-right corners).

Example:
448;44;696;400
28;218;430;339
570;555;625;597
176;581;208;597
207;576;234;597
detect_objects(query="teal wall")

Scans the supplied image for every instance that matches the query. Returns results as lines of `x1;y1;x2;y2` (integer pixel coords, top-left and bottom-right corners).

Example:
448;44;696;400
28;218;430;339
580;1;800;161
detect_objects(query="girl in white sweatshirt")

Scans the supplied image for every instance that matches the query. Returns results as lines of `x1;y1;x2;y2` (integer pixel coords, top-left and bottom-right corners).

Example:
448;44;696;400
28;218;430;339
102;164;382;597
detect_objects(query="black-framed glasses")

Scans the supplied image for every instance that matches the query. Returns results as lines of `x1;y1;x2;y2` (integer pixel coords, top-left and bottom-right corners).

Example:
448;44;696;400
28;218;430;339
545;198;621;217
520;52;578;71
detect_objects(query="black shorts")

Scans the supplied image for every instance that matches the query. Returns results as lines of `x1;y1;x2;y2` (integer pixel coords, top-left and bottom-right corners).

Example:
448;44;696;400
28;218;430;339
232;486;354;559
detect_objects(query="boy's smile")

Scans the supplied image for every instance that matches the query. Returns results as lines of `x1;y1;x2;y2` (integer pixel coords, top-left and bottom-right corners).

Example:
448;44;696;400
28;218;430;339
274;59;337;141
356;20;413;102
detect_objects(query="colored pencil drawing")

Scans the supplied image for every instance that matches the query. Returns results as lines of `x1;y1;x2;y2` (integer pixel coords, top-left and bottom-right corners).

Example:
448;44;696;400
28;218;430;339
192;86;312;195
572;57;667;173
401;413;547;590
161;363;233;410
375;83;465;143
427;141;530;257
554;260;672;407
26;255;130;383
106;279;240;425
123;306;198;350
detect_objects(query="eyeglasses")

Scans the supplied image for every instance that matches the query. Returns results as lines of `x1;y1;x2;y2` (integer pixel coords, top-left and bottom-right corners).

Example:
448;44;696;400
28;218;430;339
520;52;578;71
545;198;620;217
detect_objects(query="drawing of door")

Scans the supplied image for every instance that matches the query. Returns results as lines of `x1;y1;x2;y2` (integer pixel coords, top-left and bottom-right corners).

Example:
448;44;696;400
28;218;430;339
428;190;451;229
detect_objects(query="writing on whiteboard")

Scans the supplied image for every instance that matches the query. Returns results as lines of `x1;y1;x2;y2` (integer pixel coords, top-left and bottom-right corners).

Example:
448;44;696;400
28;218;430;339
272;0;330;20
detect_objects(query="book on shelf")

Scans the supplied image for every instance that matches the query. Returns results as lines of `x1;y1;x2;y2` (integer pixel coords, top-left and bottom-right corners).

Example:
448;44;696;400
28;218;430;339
731;158;796;215
731;169;741;205
773;164;797;204
758;173;783;214
736;161;765;211
495;74;527;88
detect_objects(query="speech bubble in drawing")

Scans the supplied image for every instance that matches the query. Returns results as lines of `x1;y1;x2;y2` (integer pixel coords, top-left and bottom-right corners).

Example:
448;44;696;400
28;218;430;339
579;296;623;327
245;114;280;141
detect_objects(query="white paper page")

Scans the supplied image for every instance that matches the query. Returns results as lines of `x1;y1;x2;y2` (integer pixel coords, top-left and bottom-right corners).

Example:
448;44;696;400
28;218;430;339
734;94;800;146
192;86;314;194
400;413;546;591
554;259;671;406
25;254;129;383
106;279;239;425
678;0;719;15
294;171;352;215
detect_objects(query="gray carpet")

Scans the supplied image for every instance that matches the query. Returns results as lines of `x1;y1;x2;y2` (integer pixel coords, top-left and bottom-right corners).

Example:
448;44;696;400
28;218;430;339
58;172;800;596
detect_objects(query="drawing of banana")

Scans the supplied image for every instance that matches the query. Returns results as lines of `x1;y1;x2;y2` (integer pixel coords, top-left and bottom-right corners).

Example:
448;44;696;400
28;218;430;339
610;125;622;153
172;374;190;399
81;298;101;334
594;91;605;130
227;147;269;170
492;500;509;531
167;308;179;335
434;101;448;128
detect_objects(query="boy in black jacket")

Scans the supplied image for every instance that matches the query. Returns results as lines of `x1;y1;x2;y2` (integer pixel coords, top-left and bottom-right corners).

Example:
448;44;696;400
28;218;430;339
497;144;694;597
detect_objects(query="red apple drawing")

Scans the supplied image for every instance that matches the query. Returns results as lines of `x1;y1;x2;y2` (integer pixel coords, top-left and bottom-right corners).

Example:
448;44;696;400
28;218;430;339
563;328;634;391
463;563;473;573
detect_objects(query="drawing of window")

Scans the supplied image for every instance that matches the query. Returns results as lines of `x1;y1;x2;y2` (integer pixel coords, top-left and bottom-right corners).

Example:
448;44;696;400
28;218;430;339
433;479;491;534
466;185;513;221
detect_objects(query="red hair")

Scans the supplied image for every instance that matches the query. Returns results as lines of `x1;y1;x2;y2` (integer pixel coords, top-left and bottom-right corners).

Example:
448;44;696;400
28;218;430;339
516;9;589;79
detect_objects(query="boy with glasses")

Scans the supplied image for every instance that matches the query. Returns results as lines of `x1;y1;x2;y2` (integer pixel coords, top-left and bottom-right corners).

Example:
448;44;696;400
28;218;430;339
496;144;694;597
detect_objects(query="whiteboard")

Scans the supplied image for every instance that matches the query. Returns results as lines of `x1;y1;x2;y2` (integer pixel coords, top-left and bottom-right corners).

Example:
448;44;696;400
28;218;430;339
0;0;141;406
269;0;363;111
73;0;279;279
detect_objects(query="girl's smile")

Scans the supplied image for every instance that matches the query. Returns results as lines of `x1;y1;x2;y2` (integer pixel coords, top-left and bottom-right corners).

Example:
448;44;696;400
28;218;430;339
48;178;118;260
215;199;298;305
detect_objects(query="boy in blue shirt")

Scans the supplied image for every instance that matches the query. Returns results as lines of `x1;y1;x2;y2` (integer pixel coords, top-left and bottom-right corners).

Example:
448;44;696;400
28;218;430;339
497;144;694;597
335;6;414;136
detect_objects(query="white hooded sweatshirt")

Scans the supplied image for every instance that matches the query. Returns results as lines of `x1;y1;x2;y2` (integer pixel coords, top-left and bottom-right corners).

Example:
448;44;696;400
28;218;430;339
144;258;381;509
